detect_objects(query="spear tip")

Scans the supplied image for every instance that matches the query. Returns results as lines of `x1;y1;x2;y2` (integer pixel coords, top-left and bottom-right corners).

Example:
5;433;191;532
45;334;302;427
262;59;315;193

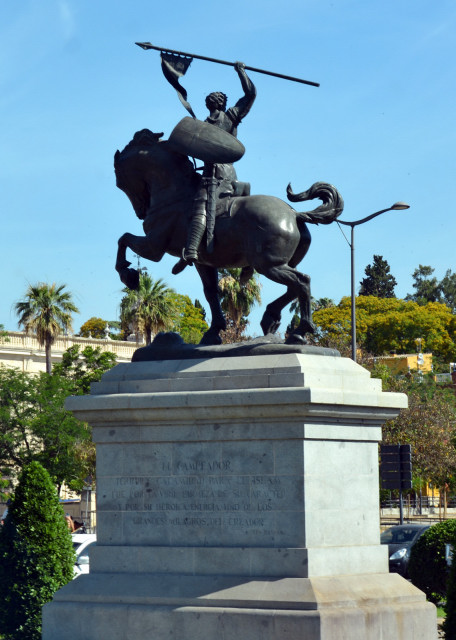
136;42;153;50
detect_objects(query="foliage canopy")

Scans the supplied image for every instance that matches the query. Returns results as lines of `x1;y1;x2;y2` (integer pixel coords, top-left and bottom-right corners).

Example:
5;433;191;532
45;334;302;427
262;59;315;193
0;365;95;492
373;366;456;488
359;254;397;298
120;273;176;344
313;296;456;360
53;345;117;395
79;316;108;339
169;293;208;344
218;268;261;342
406;265;442;305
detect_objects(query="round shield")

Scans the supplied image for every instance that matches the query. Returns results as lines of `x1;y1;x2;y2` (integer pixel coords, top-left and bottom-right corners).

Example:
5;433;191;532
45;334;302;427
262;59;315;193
168;117;245;164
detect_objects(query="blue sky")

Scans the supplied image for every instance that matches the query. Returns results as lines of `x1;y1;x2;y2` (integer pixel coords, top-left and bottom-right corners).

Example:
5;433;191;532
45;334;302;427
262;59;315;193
1;0;455;338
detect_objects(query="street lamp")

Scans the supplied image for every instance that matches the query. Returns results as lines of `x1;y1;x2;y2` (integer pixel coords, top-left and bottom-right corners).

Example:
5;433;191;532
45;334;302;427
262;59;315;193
338;202;410;362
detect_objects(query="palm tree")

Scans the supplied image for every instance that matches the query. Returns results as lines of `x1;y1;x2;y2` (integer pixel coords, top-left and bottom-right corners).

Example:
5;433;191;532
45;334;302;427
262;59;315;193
15;283;79;374
120;274;176;345
218;268;261;340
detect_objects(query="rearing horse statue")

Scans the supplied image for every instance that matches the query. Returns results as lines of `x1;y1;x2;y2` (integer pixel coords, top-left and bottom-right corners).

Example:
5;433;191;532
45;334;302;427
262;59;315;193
115;129;344;345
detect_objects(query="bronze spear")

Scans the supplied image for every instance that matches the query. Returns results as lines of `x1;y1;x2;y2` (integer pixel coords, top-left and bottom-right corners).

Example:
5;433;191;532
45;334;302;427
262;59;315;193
135;42;320;88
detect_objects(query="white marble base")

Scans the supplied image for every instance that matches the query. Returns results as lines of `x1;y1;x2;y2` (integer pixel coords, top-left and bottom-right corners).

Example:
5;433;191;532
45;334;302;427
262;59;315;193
42;353;436;639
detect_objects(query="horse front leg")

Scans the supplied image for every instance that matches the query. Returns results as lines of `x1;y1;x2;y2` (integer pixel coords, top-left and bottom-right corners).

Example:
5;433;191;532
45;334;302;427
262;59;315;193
116;232;165;290
116;233;141;290
195;264;226;345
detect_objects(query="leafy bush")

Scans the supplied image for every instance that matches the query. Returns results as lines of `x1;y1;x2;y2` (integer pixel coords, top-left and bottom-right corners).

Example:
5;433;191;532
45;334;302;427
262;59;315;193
444;528;456;639
408;520;456;604
0;461;75;640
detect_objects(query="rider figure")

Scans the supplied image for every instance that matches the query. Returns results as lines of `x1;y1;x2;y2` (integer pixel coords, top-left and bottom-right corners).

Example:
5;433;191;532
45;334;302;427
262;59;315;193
172;61;256;275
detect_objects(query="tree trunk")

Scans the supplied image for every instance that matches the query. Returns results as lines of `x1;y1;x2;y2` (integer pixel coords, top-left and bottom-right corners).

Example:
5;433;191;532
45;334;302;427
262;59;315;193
45;337;52;374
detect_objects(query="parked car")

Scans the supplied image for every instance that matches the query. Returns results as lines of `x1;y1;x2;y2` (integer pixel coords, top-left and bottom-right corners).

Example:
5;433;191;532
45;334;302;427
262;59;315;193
381;524;430;578
72;532;96;578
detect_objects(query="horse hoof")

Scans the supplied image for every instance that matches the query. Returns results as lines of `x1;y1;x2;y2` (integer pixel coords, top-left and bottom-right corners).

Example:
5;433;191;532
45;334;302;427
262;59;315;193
260;310;281;336
199;331;222;346
119;267;140;290
300;320;316;334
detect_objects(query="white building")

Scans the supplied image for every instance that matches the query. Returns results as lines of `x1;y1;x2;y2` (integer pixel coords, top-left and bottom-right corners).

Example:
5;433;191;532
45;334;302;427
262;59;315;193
0;331;141;373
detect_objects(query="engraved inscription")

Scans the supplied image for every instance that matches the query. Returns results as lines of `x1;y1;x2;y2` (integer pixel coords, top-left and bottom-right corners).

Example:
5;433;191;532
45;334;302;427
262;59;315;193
98;455;301;544
106;474;297;513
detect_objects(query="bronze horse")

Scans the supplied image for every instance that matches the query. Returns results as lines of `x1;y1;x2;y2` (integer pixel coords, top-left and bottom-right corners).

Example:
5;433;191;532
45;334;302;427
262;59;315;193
115;129;344;345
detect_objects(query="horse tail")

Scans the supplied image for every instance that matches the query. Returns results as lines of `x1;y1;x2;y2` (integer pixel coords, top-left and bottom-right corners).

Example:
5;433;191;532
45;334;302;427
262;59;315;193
287;181;344;225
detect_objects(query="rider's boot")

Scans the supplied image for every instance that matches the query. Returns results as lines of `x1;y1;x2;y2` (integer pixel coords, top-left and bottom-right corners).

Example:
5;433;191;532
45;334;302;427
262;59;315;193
172;202;206;275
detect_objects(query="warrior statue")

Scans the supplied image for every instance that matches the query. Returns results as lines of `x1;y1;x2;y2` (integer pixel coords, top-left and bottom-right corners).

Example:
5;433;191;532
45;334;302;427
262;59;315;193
172;61;256;275
116;45;343;346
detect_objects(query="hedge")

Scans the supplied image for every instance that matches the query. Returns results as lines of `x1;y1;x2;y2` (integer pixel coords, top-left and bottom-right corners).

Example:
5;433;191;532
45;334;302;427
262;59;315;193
408;519;456;605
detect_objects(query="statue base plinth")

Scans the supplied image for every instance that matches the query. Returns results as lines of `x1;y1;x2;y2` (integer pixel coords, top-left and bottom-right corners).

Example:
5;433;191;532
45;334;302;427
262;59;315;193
43;353;437;639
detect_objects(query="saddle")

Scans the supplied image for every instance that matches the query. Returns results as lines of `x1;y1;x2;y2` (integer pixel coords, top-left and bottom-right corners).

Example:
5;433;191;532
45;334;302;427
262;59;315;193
216;179;251;217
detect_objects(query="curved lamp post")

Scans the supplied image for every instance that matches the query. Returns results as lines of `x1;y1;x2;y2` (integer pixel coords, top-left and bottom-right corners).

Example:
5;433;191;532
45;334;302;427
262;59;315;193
338;202;410;362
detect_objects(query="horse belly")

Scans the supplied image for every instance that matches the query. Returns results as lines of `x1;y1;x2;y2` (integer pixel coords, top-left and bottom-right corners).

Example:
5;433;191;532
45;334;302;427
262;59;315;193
215;196;301;268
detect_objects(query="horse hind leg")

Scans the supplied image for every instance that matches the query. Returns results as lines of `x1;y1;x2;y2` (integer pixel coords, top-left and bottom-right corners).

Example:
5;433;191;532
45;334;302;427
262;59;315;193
195;263;226;345
259;264;315;344
260;288;296;336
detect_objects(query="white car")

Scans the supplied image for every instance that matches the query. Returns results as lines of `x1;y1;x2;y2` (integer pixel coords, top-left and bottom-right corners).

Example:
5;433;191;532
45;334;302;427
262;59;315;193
72;533;96;578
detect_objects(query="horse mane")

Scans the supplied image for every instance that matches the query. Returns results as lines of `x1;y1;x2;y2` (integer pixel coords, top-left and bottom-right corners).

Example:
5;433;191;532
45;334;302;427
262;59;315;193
114;129;198;220
121;129;164;154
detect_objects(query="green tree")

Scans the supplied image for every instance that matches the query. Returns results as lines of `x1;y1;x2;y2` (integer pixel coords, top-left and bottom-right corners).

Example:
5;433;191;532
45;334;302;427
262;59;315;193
0;461;75;639
406;265;442;305
53;345;117;395
218;268;261;341
313;296;456;360
169;294;208;344
440;269;456;313
373;367;456;491
15;283;79;374
120;274;176;345
79;317;108;339
0;366;94;493
194;299;206;320
359;255;397;297
79;317;122;340
312;297;335;311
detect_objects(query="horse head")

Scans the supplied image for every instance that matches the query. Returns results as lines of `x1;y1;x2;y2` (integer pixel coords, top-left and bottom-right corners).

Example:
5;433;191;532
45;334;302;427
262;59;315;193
114;129;199;221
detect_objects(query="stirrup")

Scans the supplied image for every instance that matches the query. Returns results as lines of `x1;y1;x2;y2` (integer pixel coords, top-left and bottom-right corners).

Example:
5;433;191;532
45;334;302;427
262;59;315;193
183;249;198;265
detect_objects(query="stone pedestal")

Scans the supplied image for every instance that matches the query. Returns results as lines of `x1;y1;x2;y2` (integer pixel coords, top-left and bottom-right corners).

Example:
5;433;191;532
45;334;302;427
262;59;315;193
42;353;437;639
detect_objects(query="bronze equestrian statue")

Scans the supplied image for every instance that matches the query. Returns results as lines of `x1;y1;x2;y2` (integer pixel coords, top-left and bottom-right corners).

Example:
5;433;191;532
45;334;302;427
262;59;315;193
115;50;343;346
114;128;344;346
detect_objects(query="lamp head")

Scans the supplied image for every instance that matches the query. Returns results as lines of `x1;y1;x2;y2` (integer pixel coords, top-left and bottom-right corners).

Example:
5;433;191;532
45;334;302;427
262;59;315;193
391;202;410;210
